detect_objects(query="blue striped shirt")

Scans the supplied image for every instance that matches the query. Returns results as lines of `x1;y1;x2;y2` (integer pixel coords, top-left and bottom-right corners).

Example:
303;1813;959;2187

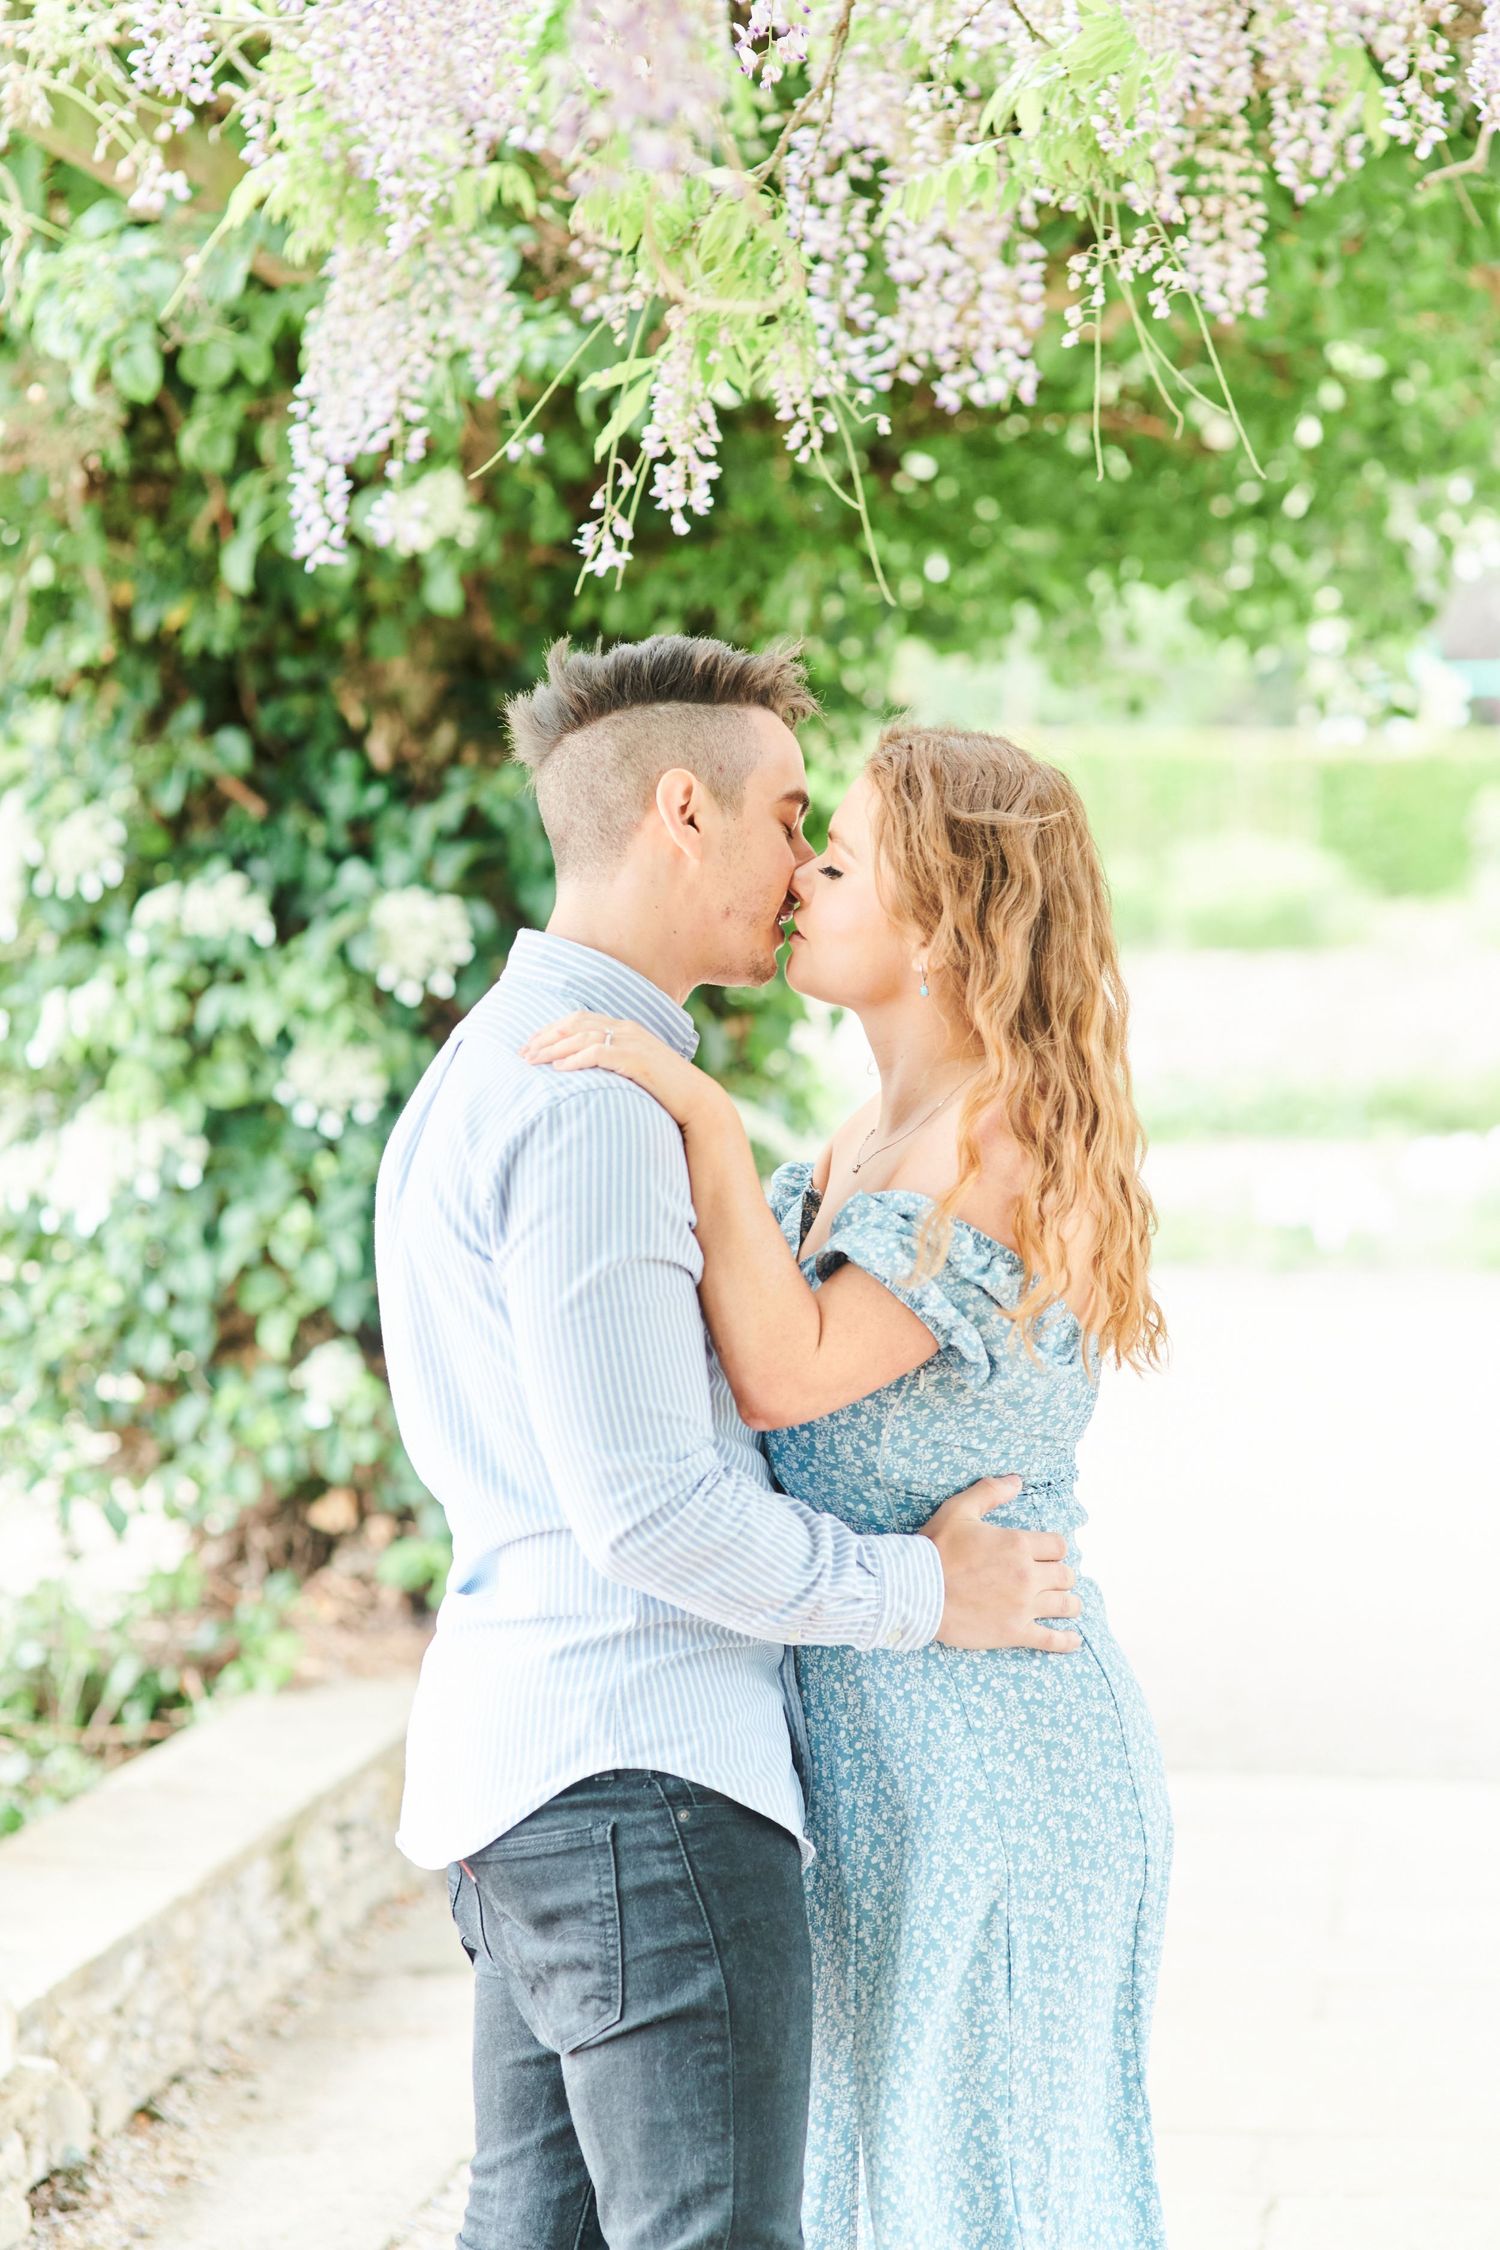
375;930;945;1870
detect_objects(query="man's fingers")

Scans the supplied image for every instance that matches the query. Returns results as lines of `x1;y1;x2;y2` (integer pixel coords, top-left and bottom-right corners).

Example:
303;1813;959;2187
1024;1625;1083;1652
1022;1532;1068;1562
1034;1592;1082;1619
952;1474;1021;1514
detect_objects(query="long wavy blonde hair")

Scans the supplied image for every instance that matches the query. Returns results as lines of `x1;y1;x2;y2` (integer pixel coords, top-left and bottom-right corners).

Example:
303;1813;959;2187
865;722;1165;1372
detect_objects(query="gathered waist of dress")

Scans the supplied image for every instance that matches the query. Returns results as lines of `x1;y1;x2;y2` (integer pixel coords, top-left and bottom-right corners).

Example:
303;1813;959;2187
978;1476;1086;1535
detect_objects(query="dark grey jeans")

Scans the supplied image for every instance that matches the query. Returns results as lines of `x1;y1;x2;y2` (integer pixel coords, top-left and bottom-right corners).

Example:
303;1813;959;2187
446;1769;813;2250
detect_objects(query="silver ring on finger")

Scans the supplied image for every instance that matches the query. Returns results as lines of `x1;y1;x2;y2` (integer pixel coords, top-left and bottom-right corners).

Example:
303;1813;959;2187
602;1028;614;1047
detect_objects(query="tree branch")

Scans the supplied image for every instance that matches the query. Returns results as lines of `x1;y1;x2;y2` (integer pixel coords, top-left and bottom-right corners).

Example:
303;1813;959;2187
20;85;309;288
752;1;856;182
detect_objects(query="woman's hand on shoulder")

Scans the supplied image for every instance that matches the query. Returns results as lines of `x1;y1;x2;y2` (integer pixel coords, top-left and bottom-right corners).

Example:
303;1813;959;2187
521;1011;727;1133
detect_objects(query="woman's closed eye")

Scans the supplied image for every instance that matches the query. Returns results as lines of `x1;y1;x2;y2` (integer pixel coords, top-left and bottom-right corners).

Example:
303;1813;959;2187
817;862;843;880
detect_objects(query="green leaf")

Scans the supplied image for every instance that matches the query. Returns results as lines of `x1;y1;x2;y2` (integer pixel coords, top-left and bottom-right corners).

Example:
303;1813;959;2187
579;357;655;395
223;163;281;230
299;1247;338;1303
420;547;466;615
592;374;655;460
179;336;239;392
1016;83;1046;139
700;196;753;266
236;332;274;385
111;328;164;404
179;405;240;477
221;519;264;596
493;161;538;218
255;1304;299;1361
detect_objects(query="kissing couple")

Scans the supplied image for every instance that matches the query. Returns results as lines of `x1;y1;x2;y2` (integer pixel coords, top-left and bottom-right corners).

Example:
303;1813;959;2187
375;634;1172;2249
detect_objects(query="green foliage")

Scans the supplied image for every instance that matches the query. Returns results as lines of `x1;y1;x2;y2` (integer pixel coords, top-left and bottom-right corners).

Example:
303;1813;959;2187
1;127;1498;1797
0;1566;301;1837
1315;756;1498;898
0;179;884;1637
1036;733;1500;909
1142;1071;1500;1140
1105;831;1371;948
1163;833;1371;949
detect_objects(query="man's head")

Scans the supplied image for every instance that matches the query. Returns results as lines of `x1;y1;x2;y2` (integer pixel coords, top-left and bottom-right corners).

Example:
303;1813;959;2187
505;635;818;988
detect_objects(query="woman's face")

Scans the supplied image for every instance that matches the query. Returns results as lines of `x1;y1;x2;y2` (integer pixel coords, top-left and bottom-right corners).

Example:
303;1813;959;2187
784;774;919;1009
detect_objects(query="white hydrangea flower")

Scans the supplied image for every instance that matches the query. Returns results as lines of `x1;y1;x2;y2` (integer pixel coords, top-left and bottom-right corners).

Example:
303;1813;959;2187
130;869;276;949
365;466;482;556
35;805;127;904
275;1038;389;1137
95;1369;147;1404
0;1101;210;1238
24;974;117;1070
290;1337;368;1430
368;886;474;1006
0;790;36;943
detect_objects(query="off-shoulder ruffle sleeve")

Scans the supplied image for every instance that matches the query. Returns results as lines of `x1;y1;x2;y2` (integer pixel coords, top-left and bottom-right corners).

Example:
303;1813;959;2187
810;1190;1038;1389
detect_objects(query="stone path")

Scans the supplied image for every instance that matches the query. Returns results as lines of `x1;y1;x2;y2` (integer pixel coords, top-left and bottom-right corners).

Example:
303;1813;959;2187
1077;1266;1500;1784
29;1886;472;2250
1153;1772;1500;2248
30;1768;1498;2249
19;1264;1498;2244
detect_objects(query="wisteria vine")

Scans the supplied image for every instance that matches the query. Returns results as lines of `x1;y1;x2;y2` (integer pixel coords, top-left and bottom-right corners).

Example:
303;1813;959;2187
2;0;1496;584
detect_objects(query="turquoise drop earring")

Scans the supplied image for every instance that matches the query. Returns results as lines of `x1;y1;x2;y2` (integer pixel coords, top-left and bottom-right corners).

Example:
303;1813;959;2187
919;965;929;998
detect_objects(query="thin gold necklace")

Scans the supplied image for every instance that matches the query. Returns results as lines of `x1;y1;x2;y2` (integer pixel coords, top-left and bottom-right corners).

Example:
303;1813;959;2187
851;1070;983;1176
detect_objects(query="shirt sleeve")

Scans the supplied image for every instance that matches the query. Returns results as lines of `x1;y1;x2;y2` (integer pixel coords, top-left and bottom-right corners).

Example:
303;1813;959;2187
493;1079;945;1653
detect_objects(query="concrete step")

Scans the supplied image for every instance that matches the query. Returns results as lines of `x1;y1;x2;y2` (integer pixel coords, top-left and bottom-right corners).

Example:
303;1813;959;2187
30;1885;473;2250
0;1674;423;2237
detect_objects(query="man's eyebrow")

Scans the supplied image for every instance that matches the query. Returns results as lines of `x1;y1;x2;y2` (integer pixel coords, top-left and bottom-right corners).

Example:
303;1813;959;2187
776;789;811;815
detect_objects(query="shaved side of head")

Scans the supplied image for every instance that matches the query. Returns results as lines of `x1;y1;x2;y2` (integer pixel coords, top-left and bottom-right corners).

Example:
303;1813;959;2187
504;635;817;880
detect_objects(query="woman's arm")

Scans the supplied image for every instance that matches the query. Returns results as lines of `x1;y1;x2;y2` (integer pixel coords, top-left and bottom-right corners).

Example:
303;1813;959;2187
520;1011;937;1429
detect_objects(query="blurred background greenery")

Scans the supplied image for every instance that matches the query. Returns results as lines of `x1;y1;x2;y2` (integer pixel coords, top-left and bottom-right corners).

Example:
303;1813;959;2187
3;136;1498;1837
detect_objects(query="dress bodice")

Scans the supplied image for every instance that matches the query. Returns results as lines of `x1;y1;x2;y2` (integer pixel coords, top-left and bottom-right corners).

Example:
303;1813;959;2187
763;1159;1098;1541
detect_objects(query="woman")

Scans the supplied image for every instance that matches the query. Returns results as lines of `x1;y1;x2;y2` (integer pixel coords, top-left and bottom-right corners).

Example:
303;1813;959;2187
523;724;1172;2249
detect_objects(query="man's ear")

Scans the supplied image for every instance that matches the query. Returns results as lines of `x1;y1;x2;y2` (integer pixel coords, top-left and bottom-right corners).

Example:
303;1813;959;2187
654;766;708;863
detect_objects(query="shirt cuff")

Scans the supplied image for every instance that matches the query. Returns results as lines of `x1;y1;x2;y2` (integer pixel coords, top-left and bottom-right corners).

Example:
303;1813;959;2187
864;1530;946;1653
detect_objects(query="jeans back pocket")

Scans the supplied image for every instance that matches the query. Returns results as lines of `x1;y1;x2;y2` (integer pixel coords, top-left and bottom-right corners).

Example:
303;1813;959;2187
461;1819;624;2054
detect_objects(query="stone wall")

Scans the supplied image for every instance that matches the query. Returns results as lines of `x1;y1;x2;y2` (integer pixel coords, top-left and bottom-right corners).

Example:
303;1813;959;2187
0;1677;418;2246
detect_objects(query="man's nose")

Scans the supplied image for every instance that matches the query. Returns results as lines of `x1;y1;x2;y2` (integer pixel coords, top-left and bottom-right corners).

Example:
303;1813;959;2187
790;837;816;882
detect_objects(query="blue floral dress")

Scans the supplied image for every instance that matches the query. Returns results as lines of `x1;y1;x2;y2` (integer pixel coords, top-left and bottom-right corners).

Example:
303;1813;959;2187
765;1163;1171;2250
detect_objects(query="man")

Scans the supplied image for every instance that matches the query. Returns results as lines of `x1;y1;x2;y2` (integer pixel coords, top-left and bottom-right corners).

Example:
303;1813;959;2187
375;635;1080;2250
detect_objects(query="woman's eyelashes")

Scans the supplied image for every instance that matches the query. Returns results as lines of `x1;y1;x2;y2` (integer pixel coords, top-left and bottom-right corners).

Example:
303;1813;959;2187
817;861;843;880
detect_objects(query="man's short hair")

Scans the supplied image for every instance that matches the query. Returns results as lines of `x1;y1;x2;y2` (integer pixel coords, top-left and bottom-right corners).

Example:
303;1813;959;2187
503;635;817;879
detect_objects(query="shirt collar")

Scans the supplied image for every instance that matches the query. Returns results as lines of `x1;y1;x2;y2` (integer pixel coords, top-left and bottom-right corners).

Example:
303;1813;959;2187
507;928;700;1060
